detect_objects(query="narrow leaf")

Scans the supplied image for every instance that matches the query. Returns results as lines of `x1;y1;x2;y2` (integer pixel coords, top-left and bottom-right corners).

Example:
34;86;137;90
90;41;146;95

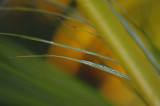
0;7;87;24
106;0;160;73
0;32;119;65
15;55;130;80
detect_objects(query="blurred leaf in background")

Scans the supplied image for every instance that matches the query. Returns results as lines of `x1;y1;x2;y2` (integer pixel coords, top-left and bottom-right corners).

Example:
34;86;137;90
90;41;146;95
0;37;113;105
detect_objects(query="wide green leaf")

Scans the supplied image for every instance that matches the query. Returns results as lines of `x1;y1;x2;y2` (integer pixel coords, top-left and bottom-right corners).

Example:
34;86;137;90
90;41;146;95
0;37;113;106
